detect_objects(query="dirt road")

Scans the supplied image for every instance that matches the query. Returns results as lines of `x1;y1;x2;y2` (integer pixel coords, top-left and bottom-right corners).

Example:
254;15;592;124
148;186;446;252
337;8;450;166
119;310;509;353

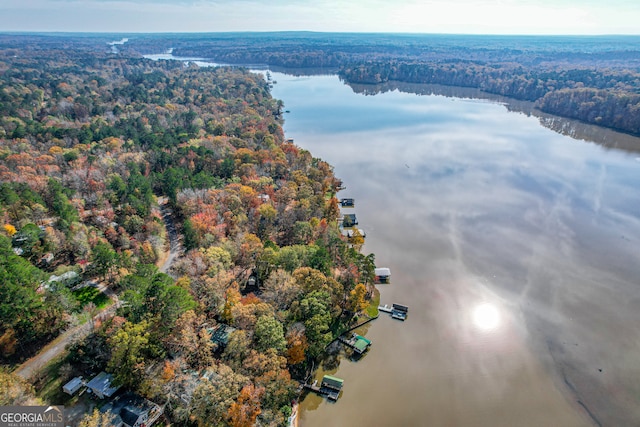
158;197;182;275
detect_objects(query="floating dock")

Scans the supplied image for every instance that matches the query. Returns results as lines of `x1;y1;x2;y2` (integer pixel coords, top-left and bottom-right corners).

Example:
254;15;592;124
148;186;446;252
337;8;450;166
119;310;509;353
378;303;409;321
378;304;393;313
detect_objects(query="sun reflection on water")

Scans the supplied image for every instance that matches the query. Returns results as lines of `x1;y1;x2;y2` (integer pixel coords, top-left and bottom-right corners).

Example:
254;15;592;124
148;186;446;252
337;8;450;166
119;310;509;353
472;303;501;331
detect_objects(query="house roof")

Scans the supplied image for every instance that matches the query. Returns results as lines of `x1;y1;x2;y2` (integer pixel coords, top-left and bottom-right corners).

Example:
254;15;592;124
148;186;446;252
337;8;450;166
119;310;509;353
121;407;142;427
49;270;79;283
102;393;159;427
208;324;237;346
86;372;120;397
63;377;84;394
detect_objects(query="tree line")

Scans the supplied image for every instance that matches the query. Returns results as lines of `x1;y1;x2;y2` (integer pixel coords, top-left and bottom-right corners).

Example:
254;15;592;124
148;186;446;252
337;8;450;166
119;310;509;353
339;61;640;136
126;32;640;136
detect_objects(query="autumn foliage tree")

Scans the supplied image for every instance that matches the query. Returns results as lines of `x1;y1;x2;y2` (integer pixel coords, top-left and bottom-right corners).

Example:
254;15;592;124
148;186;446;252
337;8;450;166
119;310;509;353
0;39;378;425
227;384;264;427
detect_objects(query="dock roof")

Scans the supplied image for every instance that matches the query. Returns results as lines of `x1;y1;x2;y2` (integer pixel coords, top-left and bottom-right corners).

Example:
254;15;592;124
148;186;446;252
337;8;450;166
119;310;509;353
353;338;369;353
375;268;391;276
322;375;344;389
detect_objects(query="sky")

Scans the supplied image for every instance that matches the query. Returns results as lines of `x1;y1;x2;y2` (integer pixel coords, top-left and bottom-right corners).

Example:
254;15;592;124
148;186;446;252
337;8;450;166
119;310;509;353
2;0;639;35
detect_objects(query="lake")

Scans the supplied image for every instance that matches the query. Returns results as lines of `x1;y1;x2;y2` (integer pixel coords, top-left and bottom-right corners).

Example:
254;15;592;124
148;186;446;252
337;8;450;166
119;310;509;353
267;73;640;427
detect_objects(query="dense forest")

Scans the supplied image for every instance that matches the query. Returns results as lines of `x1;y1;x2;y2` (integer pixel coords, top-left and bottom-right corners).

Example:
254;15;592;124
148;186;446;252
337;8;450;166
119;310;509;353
1;31;639;425
126;32;640;136
0;36;377;426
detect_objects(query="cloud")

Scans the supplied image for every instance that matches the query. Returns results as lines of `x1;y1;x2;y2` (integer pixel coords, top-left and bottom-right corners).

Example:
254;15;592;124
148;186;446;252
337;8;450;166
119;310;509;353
1;0;639;33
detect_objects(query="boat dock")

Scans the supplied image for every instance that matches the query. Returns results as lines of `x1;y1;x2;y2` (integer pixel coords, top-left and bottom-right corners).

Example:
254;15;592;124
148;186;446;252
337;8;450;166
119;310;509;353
303;376;344;401
378;303;409;321
378;304;392;313
374;267;391;284
338;333;372;354
340;198;355;207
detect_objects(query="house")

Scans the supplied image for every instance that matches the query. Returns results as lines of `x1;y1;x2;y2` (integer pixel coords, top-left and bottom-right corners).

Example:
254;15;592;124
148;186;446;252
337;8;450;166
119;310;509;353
208;324;237;348
101;393;163;427
86;372;121;399
63;377;84;396
374;267;391;284
48;271;80;287
40;252;54;264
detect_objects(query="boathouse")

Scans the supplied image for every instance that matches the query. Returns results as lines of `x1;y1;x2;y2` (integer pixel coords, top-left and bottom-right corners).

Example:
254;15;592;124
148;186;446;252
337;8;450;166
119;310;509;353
345;229;366;239
352;335;371;354
374;268;391;284
321;375;344;391
391;303;409;321
321;375;344;400
342;213;358;227
339;333;372;354
304;375;345;401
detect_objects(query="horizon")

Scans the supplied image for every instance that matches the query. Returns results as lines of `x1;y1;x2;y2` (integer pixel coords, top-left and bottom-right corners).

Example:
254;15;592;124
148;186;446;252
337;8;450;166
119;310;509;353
2;30;640;38
2;0;639;35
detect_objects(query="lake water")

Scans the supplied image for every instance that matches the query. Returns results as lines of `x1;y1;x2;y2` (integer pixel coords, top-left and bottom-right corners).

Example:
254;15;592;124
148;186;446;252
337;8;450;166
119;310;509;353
143;52;640;425
268;73;640;427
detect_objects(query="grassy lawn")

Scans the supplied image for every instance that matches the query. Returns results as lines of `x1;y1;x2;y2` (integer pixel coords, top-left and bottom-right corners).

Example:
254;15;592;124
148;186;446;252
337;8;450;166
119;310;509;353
72;287;111;310
34;355;75;405
34;355;98;422
365;286;381;318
